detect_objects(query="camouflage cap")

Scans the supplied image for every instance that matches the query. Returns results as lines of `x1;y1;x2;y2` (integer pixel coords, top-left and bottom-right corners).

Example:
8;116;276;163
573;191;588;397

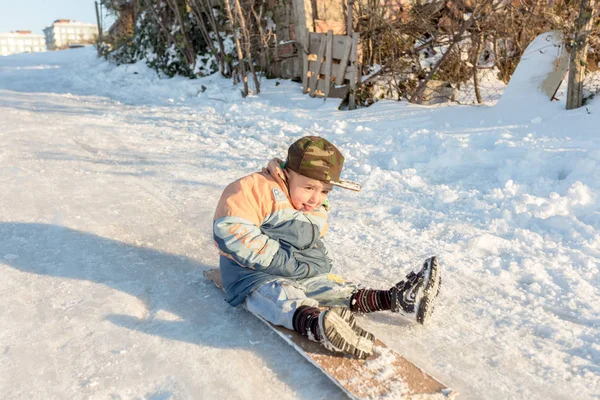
286;136;361;192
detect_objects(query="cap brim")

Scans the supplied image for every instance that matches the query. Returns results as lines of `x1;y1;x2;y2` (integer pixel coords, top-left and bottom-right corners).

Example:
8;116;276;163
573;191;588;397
331;179;362;192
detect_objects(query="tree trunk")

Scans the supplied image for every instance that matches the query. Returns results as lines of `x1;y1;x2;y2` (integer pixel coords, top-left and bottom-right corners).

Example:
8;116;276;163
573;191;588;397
166;0;197;68
473;30;483;104
251;3;270;74
189;2;217;60
567;0;595;110
199;0;229;77
410;15;476;104
147;3;178;55
224;0;249;96
410;0;497;104
234;0;260;93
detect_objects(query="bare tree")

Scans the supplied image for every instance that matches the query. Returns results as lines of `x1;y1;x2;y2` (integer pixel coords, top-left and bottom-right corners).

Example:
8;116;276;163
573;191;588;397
165;0;196;68
193;0;231;76
472;24;483;104
223;0;249;96
234;0;260;93
567;0;596;109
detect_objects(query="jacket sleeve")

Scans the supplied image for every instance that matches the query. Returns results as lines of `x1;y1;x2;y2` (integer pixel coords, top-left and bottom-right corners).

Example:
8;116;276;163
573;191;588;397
213;178;312;278
214;216;314;278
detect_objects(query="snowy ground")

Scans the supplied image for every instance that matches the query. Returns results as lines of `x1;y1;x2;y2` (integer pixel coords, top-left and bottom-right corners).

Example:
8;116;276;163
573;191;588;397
1;46;599;400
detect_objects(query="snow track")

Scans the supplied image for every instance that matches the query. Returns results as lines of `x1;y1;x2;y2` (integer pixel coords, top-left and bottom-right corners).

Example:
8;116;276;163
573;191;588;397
1;47;599;399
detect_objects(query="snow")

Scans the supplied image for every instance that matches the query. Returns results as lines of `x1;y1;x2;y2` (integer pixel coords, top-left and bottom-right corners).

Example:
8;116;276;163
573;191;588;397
497;31;565;111
1;42;599;400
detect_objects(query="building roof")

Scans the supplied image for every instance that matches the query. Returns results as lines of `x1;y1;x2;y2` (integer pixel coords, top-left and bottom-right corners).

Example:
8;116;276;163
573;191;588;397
0;31;45;38
51;19;97;27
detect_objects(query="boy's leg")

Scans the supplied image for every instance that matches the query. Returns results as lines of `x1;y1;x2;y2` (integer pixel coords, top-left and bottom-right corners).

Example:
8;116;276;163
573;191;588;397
245;279;318;330
245;279;374;359
301;256;442;324
352;256;442;324
299;273;359;308
299;273;393;313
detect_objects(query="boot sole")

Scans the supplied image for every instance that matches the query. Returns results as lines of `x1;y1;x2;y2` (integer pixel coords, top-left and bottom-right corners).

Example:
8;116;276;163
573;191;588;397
416;256;441;324
321;307;374;359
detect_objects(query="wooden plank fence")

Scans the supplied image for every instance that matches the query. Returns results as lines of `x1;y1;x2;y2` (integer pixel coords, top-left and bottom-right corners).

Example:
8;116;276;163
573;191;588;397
302;30;359;109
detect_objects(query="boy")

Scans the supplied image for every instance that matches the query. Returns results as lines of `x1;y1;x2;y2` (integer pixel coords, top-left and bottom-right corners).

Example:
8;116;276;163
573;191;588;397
213;136;441;359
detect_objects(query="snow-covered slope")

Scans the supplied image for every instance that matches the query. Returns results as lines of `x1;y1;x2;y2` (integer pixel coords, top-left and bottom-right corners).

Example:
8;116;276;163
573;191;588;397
1;46;598;400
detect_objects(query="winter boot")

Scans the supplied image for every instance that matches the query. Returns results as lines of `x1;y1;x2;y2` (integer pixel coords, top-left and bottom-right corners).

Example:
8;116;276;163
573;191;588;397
318;307;375;359
390;256;441;324
292;306;375;359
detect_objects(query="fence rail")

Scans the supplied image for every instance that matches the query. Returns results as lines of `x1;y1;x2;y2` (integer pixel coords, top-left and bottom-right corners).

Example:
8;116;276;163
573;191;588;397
302;30;359;109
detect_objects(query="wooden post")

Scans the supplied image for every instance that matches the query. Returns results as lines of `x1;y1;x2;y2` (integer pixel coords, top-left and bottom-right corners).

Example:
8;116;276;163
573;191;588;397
348;32;358;110
303;32;310;94
566;0;595;110
95;1;102;43
309;35;327;97
347;0;354;36
335;36;352;86
324;30;333;98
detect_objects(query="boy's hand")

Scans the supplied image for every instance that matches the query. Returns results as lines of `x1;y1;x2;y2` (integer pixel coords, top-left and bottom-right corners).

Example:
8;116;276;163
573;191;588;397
264;238;331;279
294;239;332;278
264;240;311;278
261;221;320;251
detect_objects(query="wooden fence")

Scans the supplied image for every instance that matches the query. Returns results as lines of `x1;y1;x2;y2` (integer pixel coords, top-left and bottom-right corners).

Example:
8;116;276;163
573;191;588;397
302;30;359;109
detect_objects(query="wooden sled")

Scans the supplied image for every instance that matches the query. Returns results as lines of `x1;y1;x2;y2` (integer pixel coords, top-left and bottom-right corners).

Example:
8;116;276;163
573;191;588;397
204;268;457;400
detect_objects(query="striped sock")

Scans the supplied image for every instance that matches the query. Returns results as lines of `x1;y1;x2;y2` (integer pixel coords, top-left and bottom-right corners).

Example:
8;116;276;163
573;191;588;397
292;305;322;341
349;289;392;313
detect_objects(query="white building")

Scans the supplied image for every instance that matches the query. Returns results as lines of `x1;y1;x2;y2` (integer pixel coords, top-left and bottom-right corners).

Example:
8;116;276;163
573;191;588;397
43;20;98;50
0;31;46;56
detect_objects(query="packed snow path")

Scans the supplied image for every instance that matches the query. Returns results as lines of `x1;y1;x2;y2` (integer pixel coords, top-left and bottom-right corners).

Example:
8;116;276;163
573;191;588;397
1;48;599;400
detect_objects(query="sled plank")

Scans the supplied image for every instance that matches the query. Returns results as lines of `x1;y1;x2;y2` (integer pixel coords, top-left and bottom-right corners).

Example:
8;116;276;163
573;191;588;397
541;40;570;100
204;268;457;400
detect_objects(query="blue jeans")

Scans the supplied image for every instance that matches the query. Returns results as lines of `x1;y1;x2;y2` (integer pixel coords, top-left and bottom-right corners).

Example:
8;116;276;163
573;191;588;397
245;273;358;330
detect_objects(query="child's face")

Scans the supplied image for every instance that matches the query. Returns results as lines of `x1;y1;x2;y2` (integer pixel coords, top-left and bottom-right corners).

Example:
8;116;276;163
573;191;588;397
285;169;333;212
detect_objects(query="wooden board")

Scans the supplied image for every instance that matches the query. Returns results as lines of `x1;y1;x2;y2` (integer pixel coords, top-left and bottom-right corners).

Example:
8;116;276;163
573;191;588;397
541;39;570;100
304;30;359;103
325;30;333;98
309;35;328;98
204;268;457;400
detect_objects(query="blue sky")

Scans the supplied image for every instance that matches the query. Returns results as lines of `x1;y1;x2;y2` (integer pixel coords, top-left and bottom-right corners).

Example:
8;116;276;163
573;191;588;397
0;0;114;35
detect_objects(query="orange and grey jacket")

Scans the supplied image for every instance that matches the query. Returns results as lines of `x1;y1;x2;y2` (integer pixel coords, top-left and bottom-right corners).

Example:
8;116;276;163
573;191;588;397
213;159;333;306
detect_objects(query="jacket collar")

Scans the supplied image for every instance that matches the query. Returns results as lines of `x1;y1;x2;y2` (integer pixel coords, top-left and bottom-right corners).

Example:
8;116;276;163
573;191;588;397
263;158;291;198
